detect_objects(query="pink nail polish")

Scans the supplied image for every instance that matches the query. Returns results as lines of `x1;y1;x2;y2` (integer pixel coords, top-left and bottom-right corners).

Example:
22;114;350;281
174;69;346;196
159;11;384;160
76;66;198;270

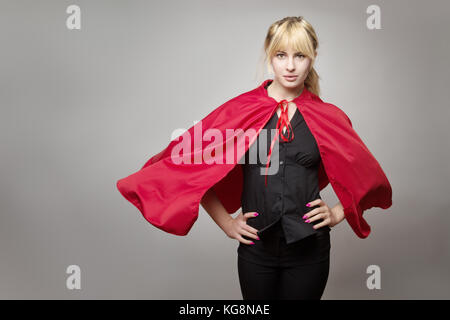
302;214;307;219
254;212;259;216
306;203;310;207
256;237;260;240
305;219;310;223
250;242;255;245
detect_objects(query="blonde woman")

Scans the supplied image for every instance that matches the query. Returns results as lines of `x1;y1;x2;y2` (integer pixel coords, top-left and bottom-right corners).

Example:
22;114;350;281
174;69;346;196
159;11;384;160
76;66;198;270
201;16;389;300
117;16;392;300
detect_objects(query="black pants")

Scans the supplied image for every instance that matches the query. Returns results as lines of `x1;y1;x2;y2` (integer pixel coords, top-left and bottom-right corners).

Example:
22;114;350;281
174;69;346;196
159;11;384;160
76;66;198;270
237;255;329;300
237;223;330;300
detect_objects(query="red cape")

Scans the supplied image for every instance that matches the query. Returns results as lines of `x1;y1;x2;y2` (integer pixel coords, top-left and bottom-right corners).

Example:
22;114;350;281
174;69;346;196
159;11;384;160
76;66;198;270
116;79;392;238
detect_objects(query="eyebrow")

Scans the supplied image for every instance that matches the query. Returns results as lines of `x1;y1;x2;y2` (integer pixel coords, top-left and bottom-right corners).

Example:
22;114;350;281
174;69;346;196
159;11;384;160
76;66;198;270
277;50;303;54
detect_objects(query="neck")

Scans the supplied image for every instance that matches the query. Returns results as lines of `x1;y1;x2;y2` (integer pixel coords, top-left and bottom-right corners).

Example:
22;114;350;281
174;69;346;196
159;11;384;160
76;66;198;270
267;79;305;101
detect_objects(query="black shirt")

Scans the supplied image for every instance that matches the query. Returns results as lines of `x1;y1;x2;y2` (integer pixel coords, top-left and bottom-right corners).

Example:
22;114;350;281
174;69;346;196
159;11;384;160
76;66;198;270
239;85;331;246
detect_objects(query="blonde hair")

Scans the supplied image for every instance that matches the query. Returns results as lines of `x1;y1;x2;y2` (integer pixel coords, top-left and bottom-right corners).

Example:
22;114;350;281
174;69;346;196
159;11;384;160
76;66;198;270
256;16;321;97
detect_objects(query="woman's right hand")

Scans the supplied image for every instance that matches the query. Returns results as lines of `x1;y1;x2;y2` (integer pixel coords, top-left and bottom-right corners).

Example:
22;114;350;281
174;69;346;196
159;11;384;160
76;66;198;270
224;210;260;245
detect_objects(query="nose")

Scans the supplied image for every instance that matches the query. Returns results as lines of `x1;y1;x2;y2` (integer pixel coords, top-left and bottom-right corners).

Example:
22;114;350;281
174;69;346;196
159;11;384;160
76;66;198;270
287;57;295;70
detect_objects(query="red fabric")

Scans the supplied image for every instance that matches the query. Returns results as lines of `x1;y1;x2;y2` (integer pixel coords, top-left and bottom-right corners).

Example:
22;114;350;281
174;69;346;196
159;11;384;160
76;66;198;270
264;99;294;186
116;79;392;238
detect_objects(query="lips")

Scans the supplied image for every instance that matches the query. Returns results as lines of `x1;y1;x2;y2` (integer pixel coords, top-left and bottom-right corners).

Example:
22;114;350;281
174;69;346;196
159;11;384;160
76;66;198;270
284;75;298;81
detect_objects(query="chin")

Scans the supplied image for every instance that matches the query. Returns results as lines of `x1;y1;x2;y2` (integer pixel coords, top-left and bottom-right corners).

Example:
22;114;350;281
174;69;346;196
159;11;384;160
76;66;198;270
280;78;302;87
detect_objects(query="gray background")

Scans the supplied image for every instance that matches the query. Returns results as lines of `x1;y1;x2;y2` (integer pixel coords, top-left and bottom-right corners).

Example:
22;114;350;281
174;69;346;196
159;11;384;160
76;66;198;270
1;0;449;299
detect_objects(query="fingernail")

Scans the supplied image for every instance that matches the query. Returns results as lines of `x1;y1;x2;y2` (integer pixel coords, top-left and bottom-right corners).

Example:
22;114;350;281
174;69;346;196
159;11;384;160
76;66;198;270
256;237;260;240
306;203;310;207
305;219;310;223
250;242;255;245
302;214;307;219
254;212;259;216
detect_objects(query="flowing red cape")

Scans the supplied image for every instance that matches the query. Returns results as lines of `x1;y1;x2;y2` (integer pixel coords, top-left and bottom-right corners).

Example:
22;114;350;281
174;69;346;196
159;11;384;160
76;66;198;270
116;79;392;238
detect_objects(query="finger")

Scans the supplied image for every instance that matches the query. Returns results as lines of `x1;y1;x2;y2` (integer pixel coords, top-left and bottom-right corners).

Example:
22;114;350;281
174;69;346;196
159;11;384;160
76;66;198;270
240;228;259;240
242;223;259;235
302;206;324;220
244;211;259;220
306;198;323;208
304;212;325;223
237;234;256;245
311;218;330;230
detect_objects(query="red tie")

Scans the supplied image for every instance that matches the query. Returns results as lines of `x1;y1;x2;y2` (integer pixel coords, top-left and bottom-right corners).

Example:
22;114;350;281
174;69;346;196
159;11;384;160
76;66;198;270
264;100;295;186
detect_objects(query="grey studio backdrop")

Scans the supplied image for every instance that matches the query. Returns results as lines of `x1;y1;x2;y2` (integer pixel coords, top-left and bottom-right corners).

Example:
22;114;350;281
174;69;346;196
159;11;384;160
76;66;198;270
0;0;449;299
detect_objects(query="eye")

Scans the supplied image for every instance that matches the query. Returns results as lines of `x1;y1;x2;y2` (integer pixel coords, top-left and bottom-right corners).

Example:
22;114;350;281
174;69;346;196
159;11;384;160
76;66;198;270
276;53;305;58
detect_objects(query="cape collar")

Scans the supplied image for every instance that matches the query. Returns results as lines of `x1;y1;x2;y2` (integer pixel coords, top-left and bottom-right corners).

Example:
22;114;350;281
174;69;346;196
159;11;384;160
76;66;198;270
259;78;313;105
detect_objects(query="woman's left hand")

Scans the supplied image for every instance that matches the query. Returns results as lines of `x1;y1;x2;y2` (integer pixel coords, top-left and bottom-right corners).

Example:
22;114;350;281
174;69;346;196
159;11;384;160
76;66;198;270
302;199;345;229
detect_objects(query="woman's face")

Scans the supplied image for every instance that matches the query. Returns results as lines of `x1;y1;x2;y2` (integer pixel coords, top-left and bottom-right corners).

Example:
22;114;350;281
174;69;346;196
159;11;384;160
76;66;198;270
270;47;315;88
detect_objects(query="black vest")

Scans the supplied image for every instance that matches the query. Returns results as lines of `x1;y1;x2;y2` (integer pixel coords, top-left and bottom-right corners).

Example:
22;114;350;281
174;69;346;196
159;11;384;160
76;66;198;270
240;99;330;245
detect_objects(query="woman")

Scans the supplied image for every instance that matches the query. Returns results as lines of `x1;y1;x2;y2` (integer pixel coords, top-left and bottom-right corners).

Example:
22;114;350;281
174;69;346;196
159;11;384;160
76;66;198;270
116;16;392;300
201;16;344;300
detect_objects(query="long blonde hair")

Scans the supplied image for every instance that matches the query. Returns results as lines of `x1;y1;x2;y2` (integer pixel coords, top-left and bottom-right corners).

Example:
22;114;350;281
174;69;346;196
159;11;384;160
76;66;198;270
256;16;321;97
